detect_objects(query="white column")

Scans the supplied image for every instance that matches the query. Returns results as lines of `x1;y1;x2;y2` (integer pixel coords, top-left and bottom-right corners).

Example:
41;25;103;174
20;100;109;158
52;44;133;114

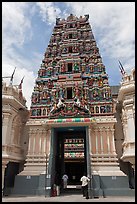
28;130;33;154
39;137;42;155
111;128;116;154
2;161;8;194
28;135;31;153
127;111;135;141
33;135;35;154
99;128;103;154
95;129;98;154
2;113;12;145
88;126;92;154
44;134;47;154
106;127;110;154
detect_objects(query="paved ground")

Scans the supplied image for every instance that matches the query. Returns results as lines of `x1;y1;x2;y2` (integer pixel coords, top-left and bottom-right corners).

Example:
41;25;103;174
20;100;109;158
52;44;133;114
2;194;135;202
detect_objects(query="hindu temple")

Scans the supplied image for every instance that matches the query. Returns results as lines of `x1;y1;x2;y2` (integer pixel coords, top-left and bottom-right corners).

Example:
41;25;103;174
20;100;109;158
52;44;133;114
6;14;134;197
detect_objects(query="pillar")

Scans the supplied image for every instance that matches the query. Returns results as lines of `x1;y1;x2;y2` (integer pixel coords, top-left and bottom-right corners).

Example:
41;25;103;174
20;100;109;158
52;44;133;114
126;110;135;141
2;113;12;145
2;160;8;195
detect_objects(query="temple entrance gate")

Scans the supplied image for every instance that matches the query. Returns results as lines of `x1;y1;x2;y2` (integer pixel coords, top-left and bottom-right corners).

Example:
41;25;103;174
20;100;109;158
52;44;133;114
50;126;91;194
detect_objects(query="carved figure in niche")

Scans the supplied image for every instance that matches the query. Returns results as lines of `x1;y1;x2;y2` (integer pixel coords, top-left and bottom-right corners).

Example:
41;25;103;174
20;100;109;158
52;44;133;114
98;78;103;87
37;109;41;116
81;98;87;108
57;98;66;109
93;89;98;97
61;62;66;73
88;78;93;86
50;102;57;114
83;31;87;39
90;64;94;72
84;89;88;100
52;60;57;67
91;107;94;114
78;32;81;39
59;84;64;99
103;79;108;85
39;69;45;77
86;65;90;73
63;24;66;30
47;96;51;104
63;47;67;53
98;63;103;72
39;92;43;101
73;33;77;39
56;34;61;42
48;79;53;89
47;67;51;76
81;98;89;112
81;97;85;107
43;109;46;115
85;44;90;52
81;64;85;72
100;106;106;113
44;91;49;99
95;106;99;113
106;105;111;113
74;97;81;107
55;88;59;98
93;78;98;86
32;95;36;103
74;63;79;72
105;90;109;99
32;109;37;116
94;58;98;64
73;45;78;53
39;84;44;91
77;21;80;28
75;82;79;97
64;33;68;39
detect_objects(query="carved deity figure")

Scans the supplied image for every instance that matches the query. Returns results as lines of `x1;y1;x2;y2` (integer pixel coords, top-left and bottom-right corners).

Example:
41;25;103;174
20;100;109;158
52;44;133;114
61;63;66;73
75;82;79;97
74;63;79;72
59;84;64;99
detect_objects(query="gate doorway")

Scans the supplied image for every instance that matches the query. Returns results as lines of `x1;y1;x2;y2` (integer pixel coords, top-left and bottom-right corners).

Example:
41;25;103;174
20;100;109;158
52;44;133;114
52;127;87;193
3;162;20;196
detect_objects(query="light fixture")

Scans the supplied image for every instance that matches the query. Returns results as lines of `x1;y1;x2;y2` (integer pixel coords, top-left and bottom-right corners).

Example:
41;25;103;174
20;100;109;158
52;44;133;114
68;128;74;131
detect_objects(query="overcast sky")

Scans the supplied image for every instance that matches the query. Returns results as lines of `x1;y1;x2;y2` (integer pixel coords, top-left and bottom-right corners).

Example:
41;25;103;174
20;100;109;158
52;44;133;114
2;2;135;109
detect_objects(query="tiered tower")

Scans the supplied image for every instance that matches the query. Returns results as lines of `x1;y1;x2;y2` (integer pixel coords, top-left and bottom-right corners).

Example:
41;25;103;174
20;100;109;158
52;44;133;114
13;14;132;197
30;14;112;119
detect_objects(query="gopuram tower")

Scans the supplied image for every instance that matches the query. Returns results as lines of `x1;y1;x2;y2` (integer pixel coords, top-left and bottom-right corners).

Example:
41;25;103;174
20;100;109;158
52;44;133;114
13;14;132;197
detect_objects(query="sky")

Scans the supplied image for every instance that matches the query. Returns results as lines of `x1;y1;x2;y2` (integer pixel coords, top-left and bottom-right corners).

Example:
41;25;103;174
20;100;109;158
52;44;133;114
2;2;135;109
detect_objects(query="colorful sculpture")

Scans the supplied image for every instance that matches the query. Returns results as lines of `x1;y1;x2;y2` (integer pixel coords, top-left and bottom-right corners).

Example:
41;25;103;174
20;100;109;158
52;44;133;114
30;14;113;119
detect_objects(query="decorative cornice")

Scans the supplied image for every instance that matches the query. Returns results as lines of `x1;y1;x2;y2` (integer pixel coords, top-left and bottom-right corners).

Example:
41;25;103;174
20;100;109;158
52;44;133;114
118;82;135;101
42;117;96;126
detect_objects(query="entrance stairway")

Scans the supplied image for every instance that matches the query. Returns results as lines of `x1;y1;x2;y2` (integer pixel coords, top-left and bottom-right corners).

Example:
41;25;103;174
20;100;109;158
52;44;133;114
61;185;82;195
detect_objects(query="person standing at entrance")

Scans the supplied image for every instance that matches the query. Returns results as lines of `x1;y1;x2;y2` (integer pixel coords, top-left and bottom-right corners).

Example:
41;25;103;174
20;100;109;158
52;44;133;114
80;173;90;199
62;174;68;189
55;172;60;196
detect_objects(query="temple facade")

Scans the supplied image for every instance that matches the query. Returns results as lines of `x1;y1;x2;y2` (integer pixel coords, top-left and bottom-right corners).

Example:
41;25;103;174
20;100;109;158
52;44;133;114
117;68;135;171
2;14;135;197
2;82;29;195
